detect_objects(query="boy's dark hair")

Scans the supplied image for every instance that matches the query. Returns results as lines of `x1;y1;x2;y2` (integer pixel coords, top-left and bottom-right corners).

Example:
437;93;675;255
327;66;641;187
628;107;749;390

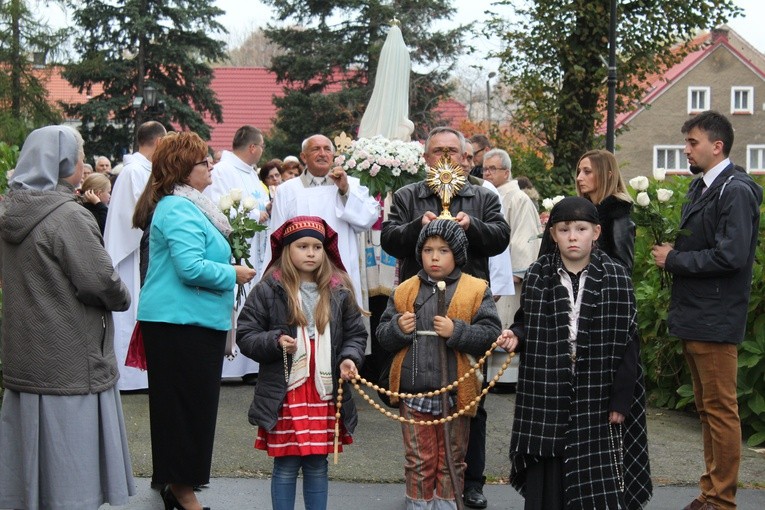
549;196;599;226
681;110;734;157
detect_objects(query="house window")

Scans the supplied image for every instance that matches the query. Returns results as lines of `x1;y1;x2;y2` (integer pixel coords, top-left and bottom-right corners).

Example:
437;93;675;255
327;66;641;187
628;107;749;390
654;145;689;173
688;87;710;113
748;145;765;173
731;87;754;114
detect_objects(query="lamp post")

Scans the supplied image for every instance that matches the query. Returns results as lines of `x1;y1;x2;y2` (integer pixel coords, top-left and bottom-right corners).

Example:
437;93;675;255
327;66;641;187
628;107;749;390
132;85;161;151
132;92;144;152
486;71;497;129
606;0;617;152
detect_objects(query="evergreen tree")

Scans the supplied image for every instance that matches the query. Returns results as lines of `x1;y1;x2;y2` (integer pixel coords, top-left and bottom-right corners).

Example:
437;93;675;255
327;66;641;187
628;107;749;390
263;0;468;156
487;0;741;186
63;0;227;160
0;0;65;145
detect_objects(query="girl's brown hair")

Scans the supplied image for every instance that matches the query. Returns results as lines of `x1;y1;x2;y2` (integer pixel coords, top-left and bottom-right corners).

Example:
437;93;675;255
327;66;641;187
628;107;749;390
133;131;208;229
575;149;632;205
265;242;366;332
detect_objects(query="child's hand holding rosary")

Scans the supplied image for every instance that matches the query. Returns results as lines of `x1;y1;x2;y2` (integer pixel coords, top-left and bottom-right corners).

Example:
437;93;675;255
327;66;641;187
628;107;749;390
398;312;415;334
339;359;357;381
279;334;297;354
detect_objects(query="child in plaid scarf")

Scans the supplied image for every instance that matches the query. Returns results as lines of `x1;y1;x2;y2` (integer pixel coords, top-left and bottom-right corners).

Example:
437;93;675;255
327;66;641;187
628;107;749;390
497;197;651;510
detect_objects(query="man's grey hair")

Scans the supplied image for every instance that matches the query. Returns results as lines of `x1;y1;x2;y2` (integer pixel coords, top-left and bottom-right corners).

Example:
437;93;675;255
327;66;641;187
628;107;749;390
301;134;335;153
484;148;512;175
424;127;466;153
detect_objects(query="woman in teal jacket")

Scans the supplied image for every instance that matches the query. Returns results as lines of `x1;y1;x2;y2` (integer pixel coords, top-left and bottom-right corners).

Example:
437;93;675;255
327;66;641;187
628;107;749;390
134;132;256;510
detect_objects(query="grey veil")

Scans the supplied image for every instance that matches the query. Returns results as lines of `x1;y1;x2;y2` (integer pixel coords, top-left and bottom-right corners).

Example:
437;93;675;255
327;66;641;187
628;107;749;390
10;126;80;191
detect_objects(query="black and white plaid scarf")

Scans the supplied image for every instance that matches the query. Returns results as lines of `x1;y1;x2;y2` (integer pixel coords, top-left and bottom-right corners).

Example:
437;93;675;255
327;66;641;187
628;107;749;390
509;250;652;509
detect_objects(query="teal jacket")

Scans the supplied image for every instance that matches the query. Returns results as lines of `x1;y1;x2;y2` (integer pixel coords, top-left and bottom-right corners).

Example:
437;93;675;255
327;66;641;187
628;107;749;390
138;195;236;331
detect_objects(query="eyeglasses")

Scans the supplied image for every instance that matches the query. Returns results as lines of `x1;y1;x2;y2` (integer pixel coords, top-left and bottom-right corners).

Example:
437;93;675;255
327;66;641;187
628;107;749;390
482;166;507;174
194;159;213;168
251;142;266;150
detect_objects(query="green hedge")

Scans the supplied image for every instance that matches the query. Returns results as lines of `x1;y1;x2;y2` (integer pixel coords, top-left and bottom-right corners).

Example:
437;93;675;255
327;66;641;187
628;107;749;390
633;175;765;446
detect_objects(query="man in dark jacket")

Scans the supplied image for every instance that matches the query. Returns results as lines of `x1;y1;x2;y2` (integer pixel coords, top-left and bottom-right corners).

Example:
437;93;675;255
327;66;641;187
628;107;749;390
382;127;510;283
382;127;510;509
652;110;762;510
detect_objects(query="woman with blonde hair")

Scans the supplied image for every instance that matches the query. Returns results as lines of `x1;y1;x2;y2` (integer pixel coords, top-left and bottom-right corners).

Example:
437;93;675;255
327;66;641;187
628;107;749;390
575;149;635;273
133;131;256;510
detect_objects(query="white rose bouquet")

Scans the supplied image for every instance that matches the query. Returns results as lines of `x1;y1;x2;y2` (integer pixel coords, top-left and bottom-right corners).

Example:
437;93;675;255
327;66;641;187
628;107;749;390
334;135;428;197
218;188;267;305
628;172;689;287
541;194;566;211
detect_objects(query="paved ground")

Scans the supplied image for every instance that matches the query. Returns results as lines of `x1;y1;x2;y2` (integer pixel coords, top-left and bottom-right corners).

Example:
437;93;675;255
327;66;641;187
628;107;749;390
104;381;765;509
104;479;765;509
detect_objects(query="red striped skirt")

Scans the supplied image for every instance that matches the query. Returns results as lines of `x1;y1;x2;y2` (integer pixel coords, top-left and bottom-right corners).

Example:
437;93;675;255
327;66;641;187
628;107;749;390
256;339;352;457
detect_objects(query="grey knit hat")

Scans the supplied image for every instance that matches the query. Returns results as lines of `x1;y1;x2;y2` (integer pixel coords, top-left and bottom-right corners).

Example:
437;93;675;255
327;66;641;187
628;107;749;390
416;219;468;267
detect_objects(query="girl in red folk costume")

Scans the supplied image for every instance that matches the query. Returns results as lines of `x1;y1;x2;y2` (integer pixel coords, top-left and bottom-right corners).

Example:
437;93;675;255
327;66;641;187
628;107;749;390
237;216;367;510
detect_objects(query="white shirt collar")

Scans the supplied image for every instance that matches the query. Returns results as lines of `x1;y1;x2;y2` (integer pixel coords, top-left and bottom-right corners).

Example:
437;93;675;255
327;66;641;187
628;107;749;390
219;150;256;175
703;158;731;188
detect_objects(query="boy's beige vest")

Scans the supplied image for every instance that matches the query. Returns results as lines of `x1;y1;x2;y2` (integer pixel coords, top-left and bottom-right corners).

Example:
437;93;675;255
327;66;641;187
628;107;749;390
388;274;488;417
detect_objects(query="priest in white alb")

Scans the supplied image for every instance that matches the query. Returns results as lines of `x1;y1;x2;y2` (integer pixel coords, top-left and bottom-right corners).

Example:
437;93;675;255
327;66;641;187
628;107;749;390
264;134;380;307
104;121;166;391
205;125;270;380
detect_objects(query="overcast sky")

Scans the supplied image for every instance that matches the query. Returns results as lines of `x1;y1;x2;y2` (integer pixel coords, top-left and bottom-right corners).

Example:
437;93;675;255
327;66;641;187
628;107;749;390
213;0;765;67
42;0;765;73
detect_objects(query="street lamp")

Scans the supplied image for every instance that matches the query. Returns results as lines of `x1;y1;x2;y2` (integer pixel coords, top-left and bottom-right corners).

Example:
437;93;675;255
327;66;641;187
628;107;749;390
486;71;497;128
132;85;163;151
144;86;157;109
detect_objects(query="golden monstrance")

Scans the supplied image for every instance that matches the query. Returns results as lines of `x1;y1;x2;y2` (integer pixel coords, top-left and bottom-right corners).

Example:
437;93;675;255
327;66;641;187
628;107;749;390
425;155;467;220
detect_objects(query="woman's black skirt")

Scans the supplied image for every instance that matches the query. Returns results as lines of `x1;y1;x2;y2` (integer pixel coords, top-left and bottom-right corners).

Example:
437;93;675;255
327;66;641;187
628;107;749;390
142;321;226;486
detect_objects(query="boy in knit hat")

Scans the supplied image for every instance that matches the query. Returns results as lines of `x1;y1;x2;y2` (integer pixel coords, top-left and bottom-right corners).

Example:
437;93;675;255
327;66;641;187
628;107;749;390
496;196;652;510
377;219;501;510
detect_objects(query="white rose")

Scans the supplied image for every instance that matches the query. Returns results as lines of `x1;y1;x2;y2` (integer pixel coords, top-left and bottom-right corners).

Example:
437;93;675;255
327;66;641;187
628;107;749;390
552;195;565;205
218;195;233;212
653;167;666;182
229;188;243;203
629;176;649;191
636;192;650;207
542;198;555;211
242;196;258;211
656;188;674;203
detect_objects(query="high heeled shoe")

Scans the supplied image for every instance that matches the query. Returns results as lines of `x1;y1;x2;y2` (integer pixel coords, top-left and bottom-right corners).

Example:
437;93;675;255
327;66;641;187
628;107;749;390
160;484;210;510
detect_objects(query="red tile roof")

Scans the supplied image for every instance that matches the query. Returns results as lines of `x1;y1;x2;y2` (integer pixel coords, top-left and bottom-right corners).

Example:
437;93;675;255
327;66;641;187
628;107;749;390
613;29;765;130
38;66;466;150
205;67;282;151
36;66;103;108
434;98;468;126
